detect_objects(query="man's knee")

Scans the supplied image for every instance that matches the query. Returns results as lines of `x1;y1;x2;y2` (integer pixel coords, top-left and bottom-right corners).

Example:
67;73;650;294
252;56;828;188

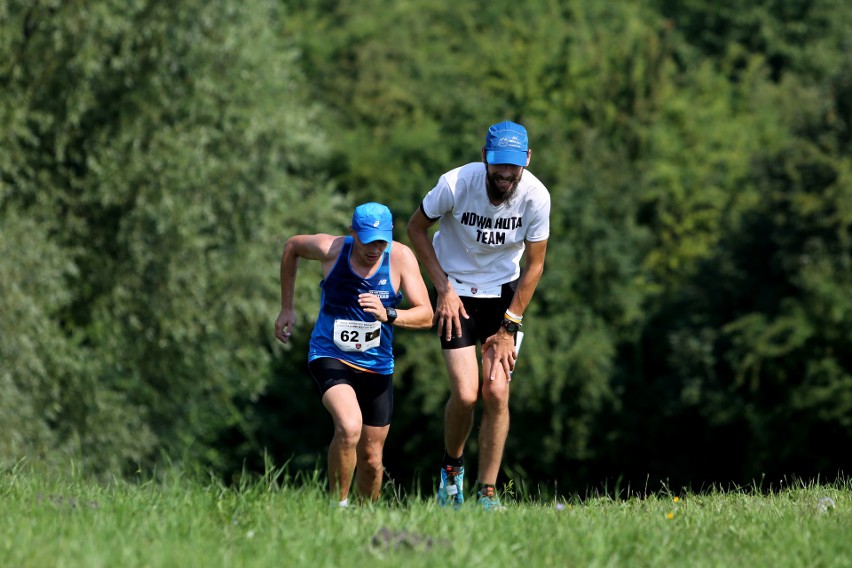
357;444;384;476
333;417;363;448
359;456;383;478
481;382;510;409
450;388;479;410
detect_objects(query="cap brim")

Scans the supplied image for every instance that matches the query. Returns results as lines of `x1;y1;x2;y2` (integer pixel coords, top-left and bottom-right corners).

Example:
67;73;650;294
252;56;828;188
357;229;393;244
485;150;527;166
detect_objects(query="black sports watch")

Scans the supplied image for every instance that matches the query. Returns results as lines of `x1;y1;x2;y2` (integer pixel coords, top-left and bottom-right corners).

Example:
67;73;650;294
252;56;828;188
501;318;522;334
385;306;398;324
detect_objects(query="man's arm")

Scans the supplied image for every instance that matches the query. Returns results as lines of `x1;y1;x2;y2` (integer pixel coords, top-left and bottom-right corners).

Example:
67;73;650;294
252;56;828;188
406;208;449;294
389;243;434;329
507;239;548;317
275;234;339;344
483;238;548;380
407;207;468;339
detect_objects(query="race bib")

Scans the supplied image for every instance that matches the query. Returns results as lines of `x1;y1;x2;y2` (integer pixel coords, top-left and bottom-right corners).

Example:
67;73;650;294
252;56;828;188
451;278;502;298
333;319;382;352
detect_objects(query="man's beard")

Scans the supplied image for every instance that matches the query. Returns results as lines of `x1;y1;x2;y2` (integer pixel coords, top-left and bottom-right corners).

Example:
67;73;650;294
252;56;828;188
485;169;522;205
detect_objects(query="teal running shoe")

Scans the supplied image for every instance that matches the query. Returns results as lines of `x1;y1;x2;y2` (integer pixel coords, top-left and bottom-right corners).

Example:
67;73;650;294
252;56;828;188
477;487;506;511
437;465;464;509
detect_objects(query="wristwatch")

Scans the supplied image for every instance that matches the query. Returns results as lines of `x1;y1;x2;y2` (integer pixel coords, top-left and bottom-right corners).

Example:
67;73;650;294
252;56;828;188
385;306;398;324
501;318;522;334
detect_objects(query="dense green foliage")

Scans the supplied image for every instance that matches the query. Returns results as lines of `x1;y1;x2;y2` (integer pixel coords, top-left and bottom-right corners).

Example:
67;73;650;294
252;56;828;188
1;0;850;493
0;0;343;472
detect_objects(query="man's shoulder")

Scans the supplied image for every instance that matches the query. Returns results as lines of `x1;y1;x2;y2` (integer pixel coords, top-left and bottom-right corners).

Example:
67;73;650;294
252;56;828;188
436;163;485;199
519;170;551;210
389;240;412;255
325;234;349;258
446;162;486;182
288;233;347;264
389;241;418;271
520;169;550;194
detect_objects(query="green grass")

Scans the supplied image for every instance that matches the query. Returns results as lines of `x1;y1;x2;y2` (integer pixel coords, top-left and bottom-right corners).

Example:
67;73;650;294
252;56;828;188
2;463;851;567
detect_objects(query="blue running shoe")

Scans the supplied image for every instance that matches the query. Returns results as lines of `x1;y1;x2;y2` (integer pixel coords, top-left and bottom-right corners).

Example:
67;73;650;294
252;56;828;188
477;487;506;511
437;465;464;509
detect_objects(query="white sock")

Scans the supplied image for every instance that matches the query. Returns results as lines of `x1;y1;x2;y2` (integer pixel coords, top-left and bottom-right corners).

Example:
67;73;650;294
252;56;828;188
339;498;349;508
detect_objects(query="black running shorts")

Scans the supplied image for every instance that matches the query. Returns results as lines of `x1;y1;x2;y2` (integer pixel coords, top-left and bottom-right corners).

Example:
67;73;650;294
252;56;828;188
440;279;518;350
308;357;393;427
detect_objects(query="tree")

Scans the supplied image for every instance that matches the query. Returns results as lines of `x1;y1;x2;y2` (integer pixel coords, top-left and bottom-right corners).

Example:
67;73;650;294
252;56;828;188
0;0;342;473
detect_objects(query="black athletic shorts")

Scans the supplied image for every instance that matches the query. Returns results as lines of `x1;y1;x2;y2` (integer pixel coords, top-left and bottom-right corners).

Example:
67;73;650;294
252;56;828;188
308;358;394;427
441;279;518;350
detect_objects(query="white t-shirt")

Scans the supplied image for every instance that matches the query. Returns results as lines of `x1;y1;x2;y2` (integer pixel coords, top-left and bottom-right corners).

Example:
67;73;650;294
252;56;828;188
421;162;551;289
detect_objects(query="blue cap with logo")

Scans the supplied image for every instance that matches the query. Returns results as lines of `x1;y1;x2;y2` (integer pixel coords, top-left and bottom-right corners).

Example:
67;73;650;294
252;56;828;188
484;121;529;166
352;202;393;244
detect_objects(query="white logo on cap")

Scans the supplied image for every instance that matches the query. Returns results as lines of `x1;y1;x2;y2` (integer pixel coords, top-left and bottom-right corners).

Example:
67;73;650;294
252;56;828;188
373;220;380;227
498;135;522;149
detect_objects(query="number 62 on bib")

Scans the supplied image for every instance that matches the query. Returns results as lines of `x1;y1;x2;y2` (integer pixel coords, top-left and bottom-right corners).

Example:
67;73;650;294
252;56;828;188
333;319;382;352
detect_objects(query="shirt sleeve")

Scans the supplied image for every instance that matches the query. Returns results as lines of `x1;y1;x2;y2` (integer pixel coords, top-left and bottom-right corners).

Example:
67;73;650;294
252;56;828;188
421;172;456;220
525;193;551;242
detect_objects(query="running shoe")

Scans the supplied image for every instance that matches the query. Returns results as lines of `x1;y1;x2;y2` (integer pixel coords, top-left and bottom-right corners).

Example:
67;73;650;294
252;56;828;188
436;465;464;509
477;487;506;511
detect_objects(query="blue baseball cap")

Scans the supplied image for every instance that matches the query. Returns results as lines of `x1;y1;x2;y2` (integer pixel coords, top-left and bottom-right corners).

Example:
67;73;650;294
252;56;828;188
352;202;393;244
484;121;529;166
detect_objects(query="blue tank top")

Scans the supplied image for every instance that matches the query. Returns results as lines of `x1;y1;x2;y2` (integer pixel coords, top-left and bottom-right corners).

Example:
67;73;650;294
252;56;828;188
308;237;402;374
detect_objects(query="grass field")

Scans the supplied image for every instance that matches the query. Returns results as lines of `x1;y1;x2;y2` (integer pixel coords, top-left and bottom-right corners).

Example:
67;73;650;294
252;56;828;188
2;464;851;567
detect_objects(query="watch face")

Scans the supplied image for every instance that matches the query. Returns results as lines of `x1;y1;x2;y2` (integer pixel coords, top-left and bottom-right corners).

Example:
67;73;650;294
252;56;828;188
386;307;398;322
502;319;521;333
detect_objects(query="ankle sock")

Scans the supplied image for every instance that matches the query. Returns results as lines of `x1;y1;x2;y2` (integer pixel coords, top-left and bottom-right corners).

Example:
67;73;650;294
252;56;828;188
442;451;464;468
